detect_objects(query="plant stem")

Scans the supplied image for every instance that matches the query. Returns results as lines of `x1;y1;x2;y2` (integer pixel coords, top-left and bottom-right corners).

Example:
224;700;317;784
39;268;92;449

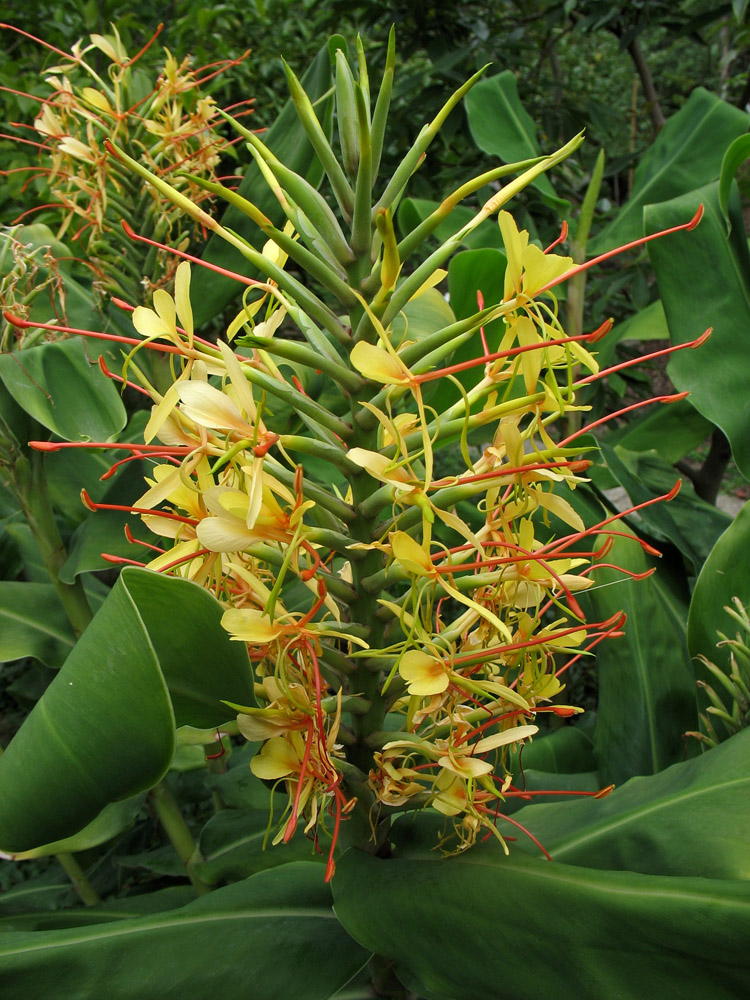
150;779;214;895
56;851;101;906
15;449;93;638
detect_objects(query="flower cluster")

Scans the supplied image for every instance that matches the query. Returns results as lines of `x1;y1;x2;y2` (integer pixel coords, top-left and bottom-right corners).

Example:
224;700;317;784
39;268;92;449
19;38;706;877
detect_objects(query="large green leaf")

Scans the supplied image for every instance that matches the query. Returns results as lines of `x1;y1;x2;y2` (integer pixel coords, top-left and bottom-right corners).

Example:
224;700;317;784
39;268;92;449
333;847;750;1000
195;808;325;884
593;299;670;368
600;397;713;465
601;444;731;572
719;132;750;227
515;719;596;774
687;500;750;705
585;524;698;785
0;569;255;852
514;727;750;879
0;887;197;933
0;863;369;1000
0;582;75;667
0;338;126;441
192;38;342;326
3;795;146;861
465;71;568;213
647;181;750;480
591;88;748;253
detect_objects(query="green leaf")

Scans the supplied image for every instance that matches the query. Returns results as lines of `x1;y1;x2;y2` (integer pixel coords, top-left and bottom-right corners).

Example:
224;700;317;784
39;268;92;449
688;500;750;706
3;795;146;861
391;288;456;344
585;524;698;786
593;299;669;369
591;88;749;253
515;720;596;774
0;582;75;667
0;863;369;1000
601;445;731;572
333;847;750;1000
465;71;569;214
195;808;325;884
646;181;750;480
600;397;713;465
192;39;342;326
0;338;126;441
0;568;255;853
0;887;197;933
514;728;750;879
719;133;750;228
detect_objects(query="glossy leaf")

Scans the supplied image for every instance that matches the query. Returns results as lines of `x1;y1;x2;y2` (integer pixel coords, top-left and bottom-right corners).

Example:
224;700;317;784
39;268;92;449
333;846;750;1000
719;132;750;227
591;88;748;252
0;568;255;852
0;887;197;933
647;181;750;480
0;582;75;667
0;863;369;1000
585;524;698;785
465;71;568;213
514;727;750;878
192;39;342;326
600;397;713;465
687;500;750;704
3;796;146;861
516;720;596;774
601;444;731;572
594;299;669;368
0;338;126;442
195;809;325;884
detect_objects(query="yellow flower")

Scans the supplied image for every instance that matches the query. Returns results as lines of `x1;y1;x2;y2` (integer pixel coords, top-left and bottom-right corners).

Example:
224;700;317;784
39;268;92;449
498;211;573;300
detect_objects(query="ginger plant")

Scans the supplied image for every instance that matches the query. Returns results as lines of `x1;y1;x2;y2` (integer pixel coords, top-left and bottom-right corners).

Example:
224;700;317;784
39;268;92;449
2;21;249;303
13;33;706;879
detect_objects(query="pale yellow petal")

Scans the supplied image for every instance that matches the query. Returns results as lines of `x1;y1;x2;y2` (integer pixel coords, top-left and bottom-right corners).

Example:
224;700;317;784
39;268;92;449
177;381;250;434
174;261;193;340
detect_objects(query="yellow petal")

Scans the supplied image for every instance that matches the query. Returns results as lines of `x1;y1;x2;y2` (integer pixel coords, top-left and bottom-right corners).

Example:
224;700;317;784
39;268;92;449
473;724;539;754
399;650;449;696
350;341;412;385
81;87;112;114
521;243;573;296
174;262;193;341
176;381;250;434
132;306;171;340
221;608;282;643
390;531;434;576
250;736;300;779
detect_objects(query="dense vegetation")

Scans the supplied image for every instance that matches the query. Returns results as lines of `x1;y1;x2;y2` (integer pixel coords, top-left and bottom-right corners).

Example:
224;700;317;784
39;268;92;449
1;4;749;998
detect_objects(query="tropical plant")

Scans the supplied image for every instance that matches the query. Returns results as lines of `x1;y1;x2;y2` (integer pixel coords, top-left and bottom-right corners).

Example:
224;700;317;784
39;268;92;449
1;32;749;1000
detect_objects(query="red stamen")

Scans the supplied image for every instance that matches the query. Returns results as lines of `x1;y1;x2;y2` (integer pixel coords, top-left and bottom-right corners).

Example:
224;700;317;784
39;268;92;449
119;219;263;288
544;220;568;254
122;23;163;68
413;329;603;385
80;488;198;525
124;524;165;553
3;312;185;355
557;393;690;448
575;329;711;387
537;206;704;296
98;355;152;397
0;21;72;58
